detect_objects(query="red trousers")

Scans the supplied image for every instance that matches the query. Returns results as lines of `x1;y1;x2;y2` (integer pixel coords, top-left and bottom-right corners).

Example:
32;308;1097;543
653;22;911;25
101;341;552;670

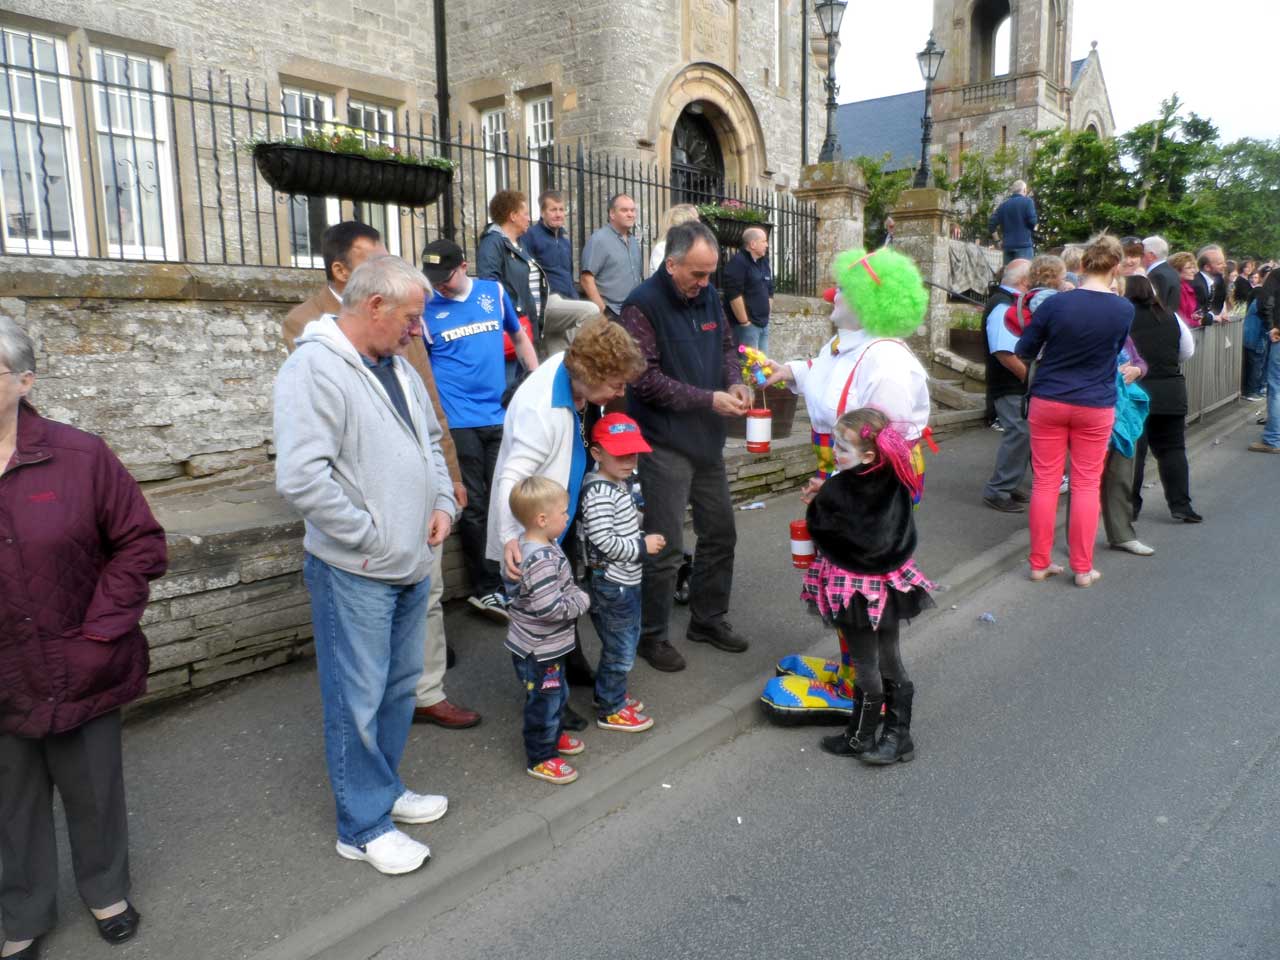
1027;397;1115;574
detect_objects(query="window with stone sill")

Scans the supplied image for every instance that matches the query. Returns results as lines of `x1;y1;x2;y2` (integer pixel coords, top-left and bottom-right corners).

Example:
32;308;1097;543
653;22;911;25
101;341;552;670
281;86;339;268
0;26;88;256
91;46;180;261
347;99;400;255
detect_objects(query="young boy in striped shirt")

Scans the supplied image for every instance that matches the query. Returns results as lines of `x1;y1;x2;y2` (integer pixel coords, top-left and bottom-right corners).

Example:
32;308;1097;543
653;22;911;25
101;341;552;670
506;476;591;784
581;414;665;732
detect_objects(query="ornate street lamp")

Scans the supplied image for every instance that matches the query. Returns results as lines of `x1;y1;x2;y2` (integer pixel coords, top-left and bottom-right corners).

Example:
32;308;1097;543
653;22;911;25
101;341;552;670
815;0;848;164
912;32;946;189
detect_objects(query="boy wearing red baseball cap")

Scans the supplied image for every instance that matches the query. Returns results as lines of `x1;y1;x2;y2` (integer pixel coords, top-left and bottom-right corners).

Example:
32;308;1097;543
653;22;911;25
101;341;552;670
580;414;665;731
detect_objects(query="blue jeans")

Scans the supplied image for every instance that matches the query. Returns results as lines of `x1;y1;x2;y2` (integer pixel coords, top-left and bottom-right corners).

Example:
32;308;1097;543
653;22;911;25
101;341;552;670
732;322;768;355
1264;338;1280;447
303;553;430;847
511;654;568;766
588;573;642;717
1003;246;1034;265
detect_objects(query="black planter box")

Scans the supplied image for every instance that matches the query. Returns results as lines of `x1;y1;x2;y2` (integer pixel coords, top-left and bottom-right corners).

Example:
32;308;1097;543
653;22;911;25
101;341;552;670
707;217;773;248
253;144;453;207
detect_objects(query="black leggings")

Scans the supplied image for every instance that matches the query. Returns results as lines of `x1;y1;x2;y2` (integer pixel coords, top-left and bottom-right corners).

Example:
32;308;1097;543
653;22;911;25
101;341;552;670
840;625;908;698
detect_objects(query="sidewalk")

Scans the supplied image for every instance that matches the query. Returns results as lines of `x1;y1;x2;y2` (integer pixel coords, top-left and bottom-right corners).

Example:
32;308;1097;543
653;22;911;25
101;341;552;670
31;399;1264;960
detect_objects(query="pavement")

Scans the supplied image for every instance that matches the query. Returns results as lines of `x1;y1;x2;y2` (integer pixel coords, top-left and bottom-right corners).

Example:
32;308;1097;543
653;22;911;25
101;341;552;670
26;397;1267;960
377;425;1280;960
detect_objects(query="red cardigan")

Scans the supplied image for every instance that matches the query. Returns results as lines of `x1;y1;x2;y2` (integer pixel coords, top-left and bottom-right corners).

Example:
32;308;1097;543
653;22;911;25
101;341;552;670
0;402;168;737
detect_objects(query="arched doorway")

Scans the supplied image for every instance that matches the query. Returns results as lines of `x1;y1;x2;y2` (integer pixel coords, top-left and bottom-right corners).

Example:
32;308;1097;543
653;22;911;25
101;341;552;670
670;103;725;204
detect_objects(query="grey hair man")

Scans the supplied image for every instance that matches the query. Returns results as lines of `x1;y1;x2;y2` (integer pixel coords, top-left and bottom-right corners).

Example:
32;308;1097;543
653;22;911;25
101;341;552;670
619;221;752;672
982;258;1033;512
580;193;644;318
273;255;457;876
722;225;775;354
988;180;1038;265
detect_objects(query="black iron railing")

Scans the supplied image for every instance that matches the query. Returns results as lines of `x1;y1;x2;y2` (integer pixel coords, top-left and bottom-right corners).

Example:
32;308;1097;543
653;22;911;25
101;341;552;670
0;58;820;295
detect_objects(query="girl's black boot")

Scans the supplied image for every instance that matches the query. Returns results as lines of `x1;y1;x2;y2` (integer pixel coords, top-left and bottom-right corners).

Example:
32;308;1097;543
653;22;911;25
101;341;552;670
861;679;914;765
819;691;883;757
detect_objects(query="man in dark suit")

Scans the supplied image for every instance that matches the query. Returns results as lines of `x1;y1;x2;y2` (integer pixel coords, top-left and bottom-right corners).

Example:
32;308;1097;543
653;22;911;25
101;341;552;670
1144;236;1182;316
283;221;481;731
988;180;1038;265
1192;245;1228;326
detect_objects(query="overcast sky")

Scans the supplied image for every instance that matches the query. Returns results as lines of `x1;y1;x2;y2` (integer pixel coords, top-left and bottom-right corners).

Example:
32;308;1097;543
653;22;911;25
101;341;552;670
833;2;1280;144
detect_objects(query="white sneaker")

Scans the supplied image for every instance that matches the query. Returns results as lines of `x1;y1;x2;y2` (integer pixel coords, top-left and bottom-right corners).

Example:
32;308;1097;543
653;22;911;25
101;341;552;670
1112;540;1155;557
468;592;510;623
391;789;448;824
336;829;429;875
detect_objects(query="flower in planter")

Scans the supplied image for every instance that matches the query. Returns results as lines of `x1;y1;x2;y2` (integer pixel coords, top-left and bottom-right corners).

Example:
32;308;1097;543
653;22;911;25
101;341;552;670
696;201;769;224
246;123;455;173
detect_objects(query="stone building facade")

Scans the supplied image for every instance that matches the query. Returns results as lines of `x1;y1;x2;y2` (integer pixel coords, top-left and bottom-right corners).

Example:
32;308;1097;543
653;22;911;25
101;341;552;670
930;0;1114;166
836;0;1114;173
447;0;826;200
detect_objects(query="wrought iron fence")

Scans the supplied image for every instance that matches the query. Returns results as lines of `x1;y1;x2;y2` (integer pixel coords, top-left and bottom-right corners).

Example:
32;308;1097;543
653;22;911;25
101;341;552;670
0;53;820;295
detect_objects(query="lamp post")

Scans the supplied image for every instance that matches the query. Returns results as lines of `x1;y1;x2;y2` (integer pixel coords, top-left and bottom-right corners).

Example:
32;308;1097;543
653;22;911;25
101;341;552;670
815;0;847;164
912;32;945;189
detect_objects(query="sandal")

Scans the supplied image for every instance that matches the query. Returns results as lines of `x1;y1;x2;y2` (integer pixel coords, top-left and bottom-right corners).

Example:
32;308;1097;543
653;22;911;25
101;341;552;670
1028;563;1064;582
1074;569;1103;588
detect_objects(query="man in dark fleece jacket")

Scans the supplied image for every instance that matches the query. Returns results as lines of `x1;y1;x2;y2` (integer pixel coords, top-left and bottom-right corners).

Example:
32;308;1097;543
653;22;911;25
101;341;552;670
988;180;1038;265
620;221;752;673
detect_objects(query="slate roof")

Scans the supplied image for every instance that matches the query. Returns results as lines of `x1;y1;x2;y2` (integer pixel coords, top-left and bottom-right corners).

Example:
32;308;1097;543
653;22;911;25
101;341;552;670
834;89;926;172
1071;57;1086;85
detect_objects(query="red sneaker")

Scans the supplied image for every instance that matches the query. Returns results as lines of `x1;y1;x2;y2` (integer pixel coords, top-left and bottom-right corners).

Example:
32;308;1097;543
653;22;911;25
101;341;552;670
557;733;585;755
528;757;578;784
596;705;655;732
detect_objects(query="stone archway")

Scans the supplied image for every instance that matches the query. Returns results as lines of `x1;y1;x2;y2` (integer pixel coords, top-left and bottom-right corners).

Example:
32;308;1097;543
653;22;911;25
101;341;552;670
645;62;769;192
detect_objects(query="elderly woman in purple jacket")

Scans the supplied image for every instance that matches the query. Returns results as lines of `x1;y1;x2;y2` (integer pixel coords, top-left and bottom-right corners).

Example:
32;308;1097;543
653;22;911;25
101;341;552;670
0;318;167;960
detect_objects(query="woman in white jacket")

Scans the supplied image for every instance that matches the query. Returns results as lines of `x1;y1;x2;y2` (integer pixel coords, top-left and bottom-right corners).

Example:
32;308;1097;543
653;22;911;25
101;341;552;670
487;316;645;580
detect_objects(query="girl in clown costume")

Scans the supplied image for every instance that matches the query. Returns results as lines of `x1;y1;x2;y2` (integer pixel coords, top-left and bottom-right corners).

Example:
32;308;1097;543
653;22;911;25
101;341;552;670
758;247;935;736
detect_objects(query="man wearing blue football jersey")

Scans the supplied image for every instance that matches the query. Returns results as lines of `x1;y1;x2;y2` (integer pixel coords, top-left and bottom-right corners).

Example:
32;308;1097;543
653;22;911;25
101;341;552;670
421;239;539;620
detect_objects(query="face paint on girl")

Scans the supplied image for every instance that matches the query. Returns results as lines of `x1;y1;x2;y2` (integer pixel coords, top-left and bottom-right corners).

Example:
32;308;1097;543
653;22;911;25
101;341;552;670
833;429;864;471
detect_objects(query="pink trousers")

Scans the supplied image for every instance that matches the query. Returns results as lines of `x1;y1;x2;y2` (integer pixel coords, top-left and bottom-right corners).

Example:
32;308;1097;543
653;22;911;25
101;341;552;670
1027;397;1115;574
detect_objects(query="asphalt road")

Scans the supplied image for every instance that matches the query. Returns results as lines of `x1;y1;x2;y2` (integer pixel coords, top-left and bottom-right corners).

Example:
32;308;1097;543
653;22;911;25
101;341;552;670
382;437;1280;960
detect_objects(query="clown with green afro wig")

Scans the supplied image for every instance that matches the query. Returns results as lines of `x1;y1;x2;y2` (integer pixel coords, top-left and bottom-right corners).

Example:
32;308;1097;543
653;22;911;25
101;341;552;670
763;245;932;475
758;245;935;729
830;247;931;339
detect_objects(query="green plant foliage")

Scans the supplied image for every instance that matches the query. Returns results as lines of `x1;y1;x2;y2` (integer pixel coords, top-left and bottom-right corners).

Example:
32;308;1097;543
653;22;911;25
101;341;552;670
248;123;456;171
855;153;912;248
696;200;769;223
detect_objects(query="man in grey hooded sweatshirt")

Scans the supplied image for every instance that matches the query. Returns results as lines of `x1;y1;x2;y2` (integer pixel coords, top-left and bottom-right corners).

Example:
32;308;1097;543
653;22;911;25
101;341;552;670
273;255;457;876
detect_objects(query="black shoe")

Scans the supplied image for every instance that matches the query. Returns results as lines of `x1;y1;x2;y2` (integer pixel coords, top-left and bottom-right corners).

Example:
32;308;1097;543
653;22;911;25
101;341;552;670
564;644;596;686
860;679;915;765
638;640;687;672
1171;508;1204;523
445;645;457;670
94;903;140;945
1;938;40;960
686;620;749;653
561;704;589;731
982;495;1025;513
1009;489;1031;503
819;693;884;757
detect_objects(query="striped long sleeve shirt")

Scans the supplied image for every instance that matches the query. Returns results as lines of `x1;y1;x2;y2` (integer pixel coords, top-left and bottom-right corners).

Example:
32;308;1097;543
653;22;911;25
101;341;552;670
506;539;591;661
579;473;645;586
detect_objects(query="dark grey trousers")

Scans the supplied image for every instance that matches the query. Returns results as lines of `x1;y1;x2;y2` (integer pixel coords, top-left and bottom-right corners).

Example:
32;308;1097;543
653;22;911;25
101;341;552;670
983;393;1032;501
638;443;737;646
1101;448;1138;545
0;710;131;940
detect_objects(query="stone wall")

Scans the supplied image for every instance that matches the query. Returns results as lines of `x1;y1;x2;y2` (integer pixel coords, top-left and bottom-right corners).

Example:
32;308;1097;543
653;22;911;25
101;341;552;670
1;257;310;481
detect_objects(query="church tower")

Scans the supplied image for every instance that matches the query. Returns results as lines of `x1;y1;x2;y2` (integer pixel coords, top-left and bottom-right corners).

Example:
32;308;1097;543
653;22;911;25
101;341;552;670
930;0;1074;172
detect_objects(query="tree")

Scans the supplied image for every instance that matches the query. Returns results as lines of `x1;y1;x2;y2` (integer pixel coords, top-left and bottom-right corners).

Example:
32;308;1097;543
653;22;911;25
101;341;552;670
854;153;912;248
1201;137;1280;259
950;145;1023;242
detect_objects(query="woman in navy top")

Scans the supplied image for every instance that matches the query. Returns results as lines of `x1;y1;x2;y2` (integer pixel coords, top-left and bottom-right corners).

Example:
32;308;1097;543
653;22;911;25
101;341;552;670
1016;234;1134;587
